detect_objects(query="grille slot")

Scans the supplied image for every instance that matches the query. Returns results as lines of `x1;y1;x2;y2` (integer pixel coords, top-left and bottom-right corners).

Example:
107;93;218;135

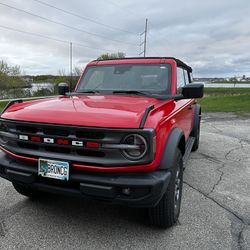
16;125;38;134
45;146;71;154
76;131;104;139
17;142;39;150
76;149;105;157
44;128;69;137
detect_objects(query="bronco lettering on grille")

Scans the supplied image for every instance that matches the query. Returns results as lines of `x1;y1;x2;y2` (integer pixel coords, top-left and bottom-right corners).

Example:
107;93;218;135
18;134;100;148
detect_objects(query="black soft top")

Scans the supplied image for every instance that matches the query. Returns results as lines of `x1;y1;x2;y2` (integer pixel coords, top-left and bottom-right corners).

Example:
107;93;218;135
93;57;192;73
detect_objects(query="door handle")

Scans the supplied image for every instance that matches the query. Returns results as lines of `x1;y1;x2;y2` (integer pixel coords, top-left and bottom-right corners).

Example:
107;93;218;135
188;105;193;110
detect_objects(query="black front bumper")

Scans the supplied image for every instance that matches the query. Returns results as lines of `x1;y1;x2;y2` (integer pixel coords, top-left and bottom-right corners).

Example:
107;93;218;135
0;151;171;208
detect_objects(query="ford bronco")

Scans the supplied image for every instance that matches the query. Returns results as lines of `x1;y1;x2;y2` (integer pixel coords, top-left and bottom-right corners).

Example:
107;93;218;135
0;57;203;228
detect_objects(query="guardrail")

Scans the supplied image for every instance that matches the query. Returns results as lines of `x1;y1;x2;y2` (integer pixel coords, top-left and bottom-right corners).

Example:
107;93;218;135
0;95;57;103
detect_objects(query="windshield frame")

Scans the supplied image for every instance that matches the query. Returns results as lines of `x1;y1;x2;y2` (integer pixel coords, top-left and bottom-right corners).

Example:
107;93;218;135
75;64;172;97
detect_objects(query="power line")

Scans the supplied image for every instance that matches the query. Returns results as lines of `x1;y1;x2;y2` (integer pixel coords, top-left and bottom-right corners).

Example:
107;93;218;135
0;2;138;46
31;0;137;35
0;24;119;53
105;0;137;16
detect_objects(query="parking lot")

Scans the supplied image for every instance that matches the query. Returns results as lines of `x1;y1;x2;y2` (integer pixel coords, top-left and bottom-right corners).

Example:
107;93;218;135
0;113;249;250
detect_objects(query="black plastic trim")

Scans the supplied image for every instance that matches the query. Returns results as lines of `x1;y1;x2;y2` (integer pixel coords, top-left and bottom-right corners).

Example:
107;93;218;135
158;127;185;170
0;151;171;207
139;105;154;129
190;104;201;137
92;57;192;72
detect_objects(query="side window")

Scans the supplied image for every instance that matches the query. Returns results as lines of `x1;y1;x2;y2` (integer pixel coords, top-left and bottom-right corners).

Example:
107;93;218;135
177;67;185;89
184;70;190;84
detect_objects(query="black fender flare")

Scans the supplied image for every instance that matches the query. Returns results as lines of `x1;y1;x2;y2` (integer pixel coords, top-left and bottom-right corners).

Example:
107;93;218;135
158;127;185;170
191;104;201;136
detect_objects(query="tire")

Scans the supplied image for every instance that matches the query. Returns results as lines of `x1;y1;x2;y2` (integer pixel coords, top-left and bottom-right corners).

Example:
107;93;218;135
12;182;40;198
191;113;201;152
148;149;183;228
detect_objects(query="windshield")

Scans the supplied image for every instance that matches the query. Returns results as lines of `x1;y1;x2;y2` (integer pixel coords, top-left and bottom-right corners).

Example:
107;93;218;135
77;64;171;95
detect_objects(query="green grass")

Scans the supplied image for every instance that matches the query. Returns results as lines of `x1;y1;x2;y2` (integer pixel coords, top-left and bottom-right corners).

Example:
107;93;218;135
198;88;250;112
0;101;8;112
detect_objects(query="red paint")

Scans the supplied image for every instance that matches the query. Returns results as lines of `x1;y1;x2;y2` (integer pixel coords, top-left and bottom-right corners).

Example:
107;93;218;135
57;139;69;145
31;136;41;142
86;141;100;149
0;146;38;163
1;95;164;129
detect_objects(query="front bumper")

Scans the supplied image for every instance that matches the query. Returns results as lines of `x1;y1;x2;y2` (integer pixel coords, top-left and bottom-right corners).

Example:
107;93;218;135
0;151;171;208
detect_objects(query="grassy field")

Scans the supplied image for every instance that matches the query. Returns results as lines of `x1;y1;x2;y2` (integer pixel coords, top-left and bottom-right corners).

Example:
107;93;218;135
0;101;8;112
0;88;249;113
198;88;250;112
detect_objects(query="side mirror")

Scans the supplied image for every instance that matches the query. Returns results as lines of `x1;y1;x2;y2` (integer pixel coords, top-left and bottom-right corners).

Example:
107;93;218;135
181;83;204;99
58;82;69;95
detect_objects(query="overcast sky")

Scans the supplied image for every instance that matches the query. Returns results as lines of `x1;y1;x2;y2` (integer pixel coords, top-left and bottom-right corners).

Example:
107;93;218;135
0;0;250;77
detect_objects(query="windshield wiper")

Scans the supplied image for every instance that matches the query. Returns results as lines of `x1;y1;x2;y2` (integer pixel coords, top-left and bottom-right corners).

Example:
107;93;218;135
77;90;99;93
113;90;151;96
67;90;100;96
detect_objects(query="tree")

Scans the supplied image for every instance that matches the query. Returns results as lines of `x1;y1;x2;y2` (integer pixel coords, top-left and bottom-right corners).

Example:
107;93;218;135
0;60;26;89
73;66;82;77
97;52;126;60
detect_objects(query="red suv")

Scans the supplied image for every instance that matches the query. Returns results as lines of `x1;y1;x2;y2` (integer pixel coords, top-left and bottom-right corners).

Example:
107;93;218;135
0;57;203;228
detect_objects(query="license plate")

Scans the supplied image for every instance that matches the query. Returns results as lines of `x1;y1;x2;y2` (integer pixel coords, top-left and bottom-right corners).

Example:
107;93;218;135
38;158;69;181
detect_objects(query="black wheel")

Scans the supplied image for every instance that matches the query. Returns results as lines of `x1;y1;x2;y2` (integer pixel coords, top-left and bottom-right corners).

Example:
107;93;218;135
191;114;201;152
148;149;183;228
12;182;40;198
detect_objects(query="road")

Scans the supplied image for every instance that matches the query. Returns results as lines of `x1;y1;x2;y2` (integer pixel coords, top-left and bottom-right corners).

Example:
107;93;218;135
0;113;249;250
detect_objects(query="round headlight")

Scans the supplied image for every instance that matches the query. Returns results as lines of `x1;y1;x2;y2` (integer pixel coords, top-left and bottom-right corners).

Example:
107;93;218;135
121;134;148;160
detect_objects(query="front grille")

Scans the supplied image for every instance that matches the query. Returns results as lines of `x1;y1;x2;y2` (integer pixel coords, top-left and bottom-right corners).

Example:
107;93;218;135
1;120;154;167
13;123;107;160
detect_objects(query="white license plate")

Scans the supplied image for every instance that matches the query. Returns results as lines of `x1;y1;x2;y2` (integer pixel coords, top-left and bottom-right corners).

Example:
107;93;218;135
38;158;69;181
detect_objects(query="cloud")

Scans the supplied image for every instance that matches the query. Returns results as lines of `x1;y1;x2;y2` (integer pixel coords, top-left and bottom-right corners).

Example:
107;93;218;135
0;0;249;76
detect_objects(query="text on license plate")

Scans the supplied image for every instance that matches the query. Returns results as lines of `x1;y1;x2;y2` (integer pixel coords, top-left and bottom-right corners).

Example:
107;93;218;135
38;158;69;181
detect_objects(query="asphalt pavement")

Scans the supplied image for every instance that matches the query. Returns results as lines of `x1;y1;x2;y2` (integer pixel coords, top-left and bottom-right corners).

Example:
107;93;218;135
0;113;249;250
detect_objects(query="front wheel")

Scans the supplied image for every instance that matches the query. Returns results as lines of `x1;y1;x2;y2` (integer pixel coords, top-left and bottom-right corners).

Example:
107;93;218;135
148;149;183;228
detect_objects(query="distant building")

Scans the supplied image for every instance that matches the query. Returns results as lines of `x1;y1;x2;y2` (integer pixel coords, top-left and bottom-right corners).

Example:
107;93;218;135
21;76;33;83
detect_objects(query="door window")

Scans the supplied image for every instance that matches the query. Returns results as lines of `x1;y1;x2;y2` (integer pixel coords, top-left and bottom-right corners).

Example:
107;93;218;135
177;67;185;89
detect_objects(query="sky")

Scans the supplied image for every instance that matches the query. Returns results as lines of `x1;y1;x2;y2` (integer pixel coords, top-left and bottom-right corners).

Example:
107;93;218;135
0;0;250;77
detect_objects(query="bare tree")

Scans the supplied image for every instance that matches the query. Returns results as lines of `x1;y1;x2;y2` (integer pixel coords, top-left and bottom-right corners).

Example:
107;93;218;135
97;52;126;60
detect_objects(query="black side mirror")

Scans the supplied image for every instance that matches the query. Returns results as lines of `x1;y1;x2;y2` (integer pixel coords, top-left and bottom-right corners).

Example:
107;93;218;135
182;83;204;99
58;83;69;95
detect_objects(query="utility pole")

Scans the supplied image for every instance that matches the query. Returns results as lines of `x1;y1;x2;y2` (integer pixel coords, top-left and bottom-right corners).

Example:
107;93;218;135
139;18;148;57
70;42;72;92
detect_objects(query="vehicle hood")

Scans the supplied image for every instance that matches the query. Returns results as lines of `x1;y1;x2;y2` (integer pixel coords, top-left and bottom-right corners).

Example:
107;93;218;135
1;95;166;128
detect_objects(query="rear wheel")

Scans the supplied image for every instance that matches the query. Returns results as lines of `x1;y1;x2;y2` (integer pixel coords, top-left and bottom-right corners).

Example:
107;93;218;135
148;149;183;228
12;182;40;198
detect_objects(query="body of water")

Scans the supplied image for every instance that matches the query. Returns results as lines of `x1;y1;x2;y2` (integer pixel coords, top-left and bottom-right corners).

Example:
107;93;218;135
204;83;250;88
